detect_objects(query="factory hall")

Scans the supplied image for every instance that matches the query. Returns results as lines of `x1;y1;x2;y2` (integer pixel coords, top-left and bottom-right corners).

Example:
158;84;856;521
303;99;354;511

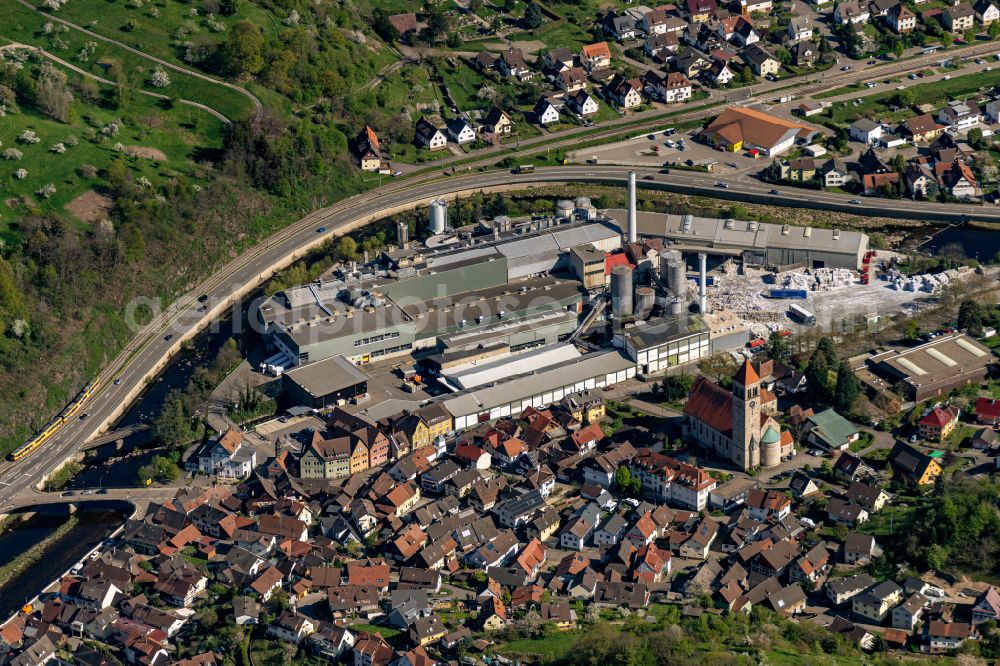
250;171;944;471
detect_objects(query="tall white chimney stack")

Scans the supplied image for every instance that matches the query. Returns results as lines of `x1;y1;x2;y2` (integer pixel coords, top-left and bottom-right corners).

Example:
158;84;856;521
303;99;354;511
627;171;637;244
698;252;708;314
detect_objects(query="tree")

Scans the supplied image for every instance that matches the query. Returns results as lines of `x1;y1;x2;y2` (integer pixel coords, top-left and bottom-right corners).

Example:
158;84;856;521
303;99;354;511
893;87;915;107
700;352;737;384
958;298;986;336
613;466;641;496
336;236;358;261
152;396;195;446
371;8;400;43
660;374;694;402
894;40;905;59
805;349;833;406
36;75;74;123
903;318;921;341
942;31;954;48
219;0;239;15
990;20;1000;39
767;330;791;363
222;20;265;77
834;360;860;413
964;29;976;45
524;2;543;29
968;127;986;150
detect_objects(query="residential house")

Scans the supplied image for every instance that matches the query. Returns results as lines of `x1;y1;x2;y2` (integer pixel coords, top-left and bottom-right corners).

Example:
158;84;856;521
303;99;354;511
943;3;975;31
843;532;878;565
743;43;780;77
645;32;680;59
355;126;382;172
533;97;561;125
643;71;693;103
834;0;871;23
780;157;817;182
972;586;1000;624
900;115;945;143
919;405;961;441
804;409;860;451
607;75;644;110
642;8;670;34
845;481;890;513
558;67;588;94
927;621;974;653
687;0;718;22
482;107;514;136
976;0;1000;24
544;47;574;72
888;442;943;486
826;498;869;526
415;118;448;151
446;118;476;145
706;60;736;86
887;3;918;31
938;159;979;198
819;159;852;188
679;517;718;559
497;47;533;81
593;513;628;546
268;612;315;644
975;397;1000;425
939;99;982;131
827;573;875;605
850;119;883;145
603;11;637;40
580;42;612;72
745;489;791;522
892;593;928;631
791;41;817;67
560;517;594;551
787;16;813;41
853;580;903;623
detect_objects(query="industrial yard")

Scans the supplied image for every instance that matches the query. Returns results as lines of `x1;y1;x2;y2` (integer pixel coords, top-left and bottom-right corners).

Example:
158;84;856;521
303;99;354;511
251;172;982;431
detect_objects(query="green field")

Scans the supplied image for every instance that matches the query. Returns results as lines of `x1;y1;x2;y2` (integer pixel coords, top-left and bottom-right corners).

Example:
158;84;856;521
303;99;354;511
0;0;255;121
0;57;224;219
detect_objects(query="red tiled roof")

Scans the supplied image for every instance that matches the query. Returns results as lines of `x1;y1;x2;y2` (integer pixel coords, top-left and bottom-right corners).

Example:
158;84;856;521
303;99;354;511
976;397;1000;419
683;376;733;435
919;406;958;428
734;359;759;386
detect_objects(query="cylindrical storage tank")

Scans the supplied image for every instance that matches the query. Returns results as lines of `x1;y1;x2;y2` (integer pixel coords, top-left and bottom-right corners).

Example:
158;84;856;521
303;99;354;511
761;426;781;468
396;220;409;246
635;287;655;317
574;196;591;209
610;265;633;319
668;260;686;299
669;297;685;315
428;200;447;235
556;199;575;219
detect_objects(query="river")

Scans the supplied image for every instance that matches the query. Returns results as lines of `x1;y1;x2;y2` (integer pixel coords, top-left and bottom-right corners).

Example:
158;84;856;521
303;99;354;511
0;302;259;620
0;511;122;619
920;224;1000;262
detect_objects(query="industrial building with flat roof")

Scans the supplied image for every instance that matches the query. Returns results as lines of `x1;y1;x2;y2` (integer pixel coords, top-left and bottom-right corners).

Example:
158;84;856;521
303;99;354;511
443;350;636;430
615;314;711;375
605;209;869;270
282;355;370;408
863;334;992;401
259;217;620;368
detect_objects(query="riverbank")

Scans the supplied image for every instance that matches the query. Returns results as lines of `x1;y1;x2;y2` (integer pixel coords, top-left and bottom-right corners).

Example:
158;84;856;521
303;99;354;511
0;514;78;589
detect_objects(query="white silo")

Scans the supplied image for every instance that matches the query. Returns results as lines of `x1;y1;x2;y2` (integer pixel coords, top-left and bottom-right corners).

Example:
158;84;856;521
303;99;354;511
428;200;448;235
556;199;575;219
611;265;633;319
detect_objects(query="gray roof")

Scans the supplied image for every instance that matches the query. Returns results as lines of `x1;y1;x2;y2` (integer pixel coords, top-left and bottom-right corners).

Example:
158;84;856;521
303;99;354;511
851;118;882;133
283;355;370;397
606;209;868;256
626;314;708;351
443;350;634;419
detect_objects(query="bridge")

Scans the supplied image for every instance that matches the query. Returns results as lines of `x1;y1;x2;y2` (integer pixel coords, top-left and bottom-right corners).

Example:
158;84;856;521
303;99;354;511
0;486;179;519
82;422;152;451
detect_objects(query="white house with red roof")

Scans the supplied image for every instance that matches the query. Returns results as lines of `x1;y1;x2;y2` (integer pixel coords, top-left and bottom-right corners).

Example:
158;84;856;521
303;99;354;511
197;427;256;479
975;397;1000;425
918;405;960;442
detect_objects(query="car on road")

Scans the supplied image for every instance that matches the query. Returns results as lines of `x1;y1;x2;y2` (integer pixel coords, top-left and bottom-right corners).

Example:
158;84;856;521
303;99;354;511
97;489;109;495
769;189;779;195
198;294;208;303
713;145;725;151
198;304;207;312
62;491;75;497
164;334;173;341
976;58;985;64
849;198;861;204
317;227;327;233
392;170;403;177
114;378;122;385
642;174;655;180
867;60;876;65
865;81;877;88
841;65;851;71
79;413;88;420
81;489;92;495
715;181;730;188
910;434;919;443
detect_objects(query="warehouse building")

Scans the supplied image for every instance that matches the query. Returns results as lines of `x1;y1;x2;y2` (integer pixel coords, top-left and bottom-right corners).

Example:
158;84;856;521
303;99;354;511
615;314;711;375
443;351;636;430
605;210;869;270
862;334;992;402
282;355;370;408
700;106;821;156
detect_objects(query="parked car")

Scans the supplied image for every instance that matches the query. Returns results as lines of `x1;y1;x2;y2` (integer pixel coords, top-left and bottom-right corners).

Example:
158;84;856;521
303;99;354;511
769;189;779;195
841;65;851;71
849;198;861;204
716;181;730;188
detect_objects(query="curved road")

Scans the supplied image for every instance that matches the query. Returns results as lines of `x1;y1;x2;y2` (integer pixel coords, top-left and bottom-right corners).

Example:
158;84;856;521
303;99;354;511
3;164;1000;512
12;0;263;122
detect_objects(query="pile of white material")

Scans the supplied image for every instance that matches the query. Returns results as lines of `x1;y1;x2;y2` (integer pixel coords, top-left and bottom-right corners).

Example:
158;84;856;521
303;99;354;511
708;270;788;324
748;321;783;339
778;267;855;292
884;266;972;293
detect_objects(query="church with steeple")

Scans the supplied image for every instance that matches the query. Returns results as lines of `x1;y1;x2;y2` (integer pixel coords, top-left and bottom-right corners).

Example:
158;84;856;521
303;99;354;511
682;359;793;471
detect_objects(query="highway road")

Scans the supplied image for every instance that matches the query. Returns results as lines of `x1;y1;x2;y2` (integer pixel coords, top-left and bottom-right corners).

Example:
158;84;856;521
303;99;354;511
5;39;1000;510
